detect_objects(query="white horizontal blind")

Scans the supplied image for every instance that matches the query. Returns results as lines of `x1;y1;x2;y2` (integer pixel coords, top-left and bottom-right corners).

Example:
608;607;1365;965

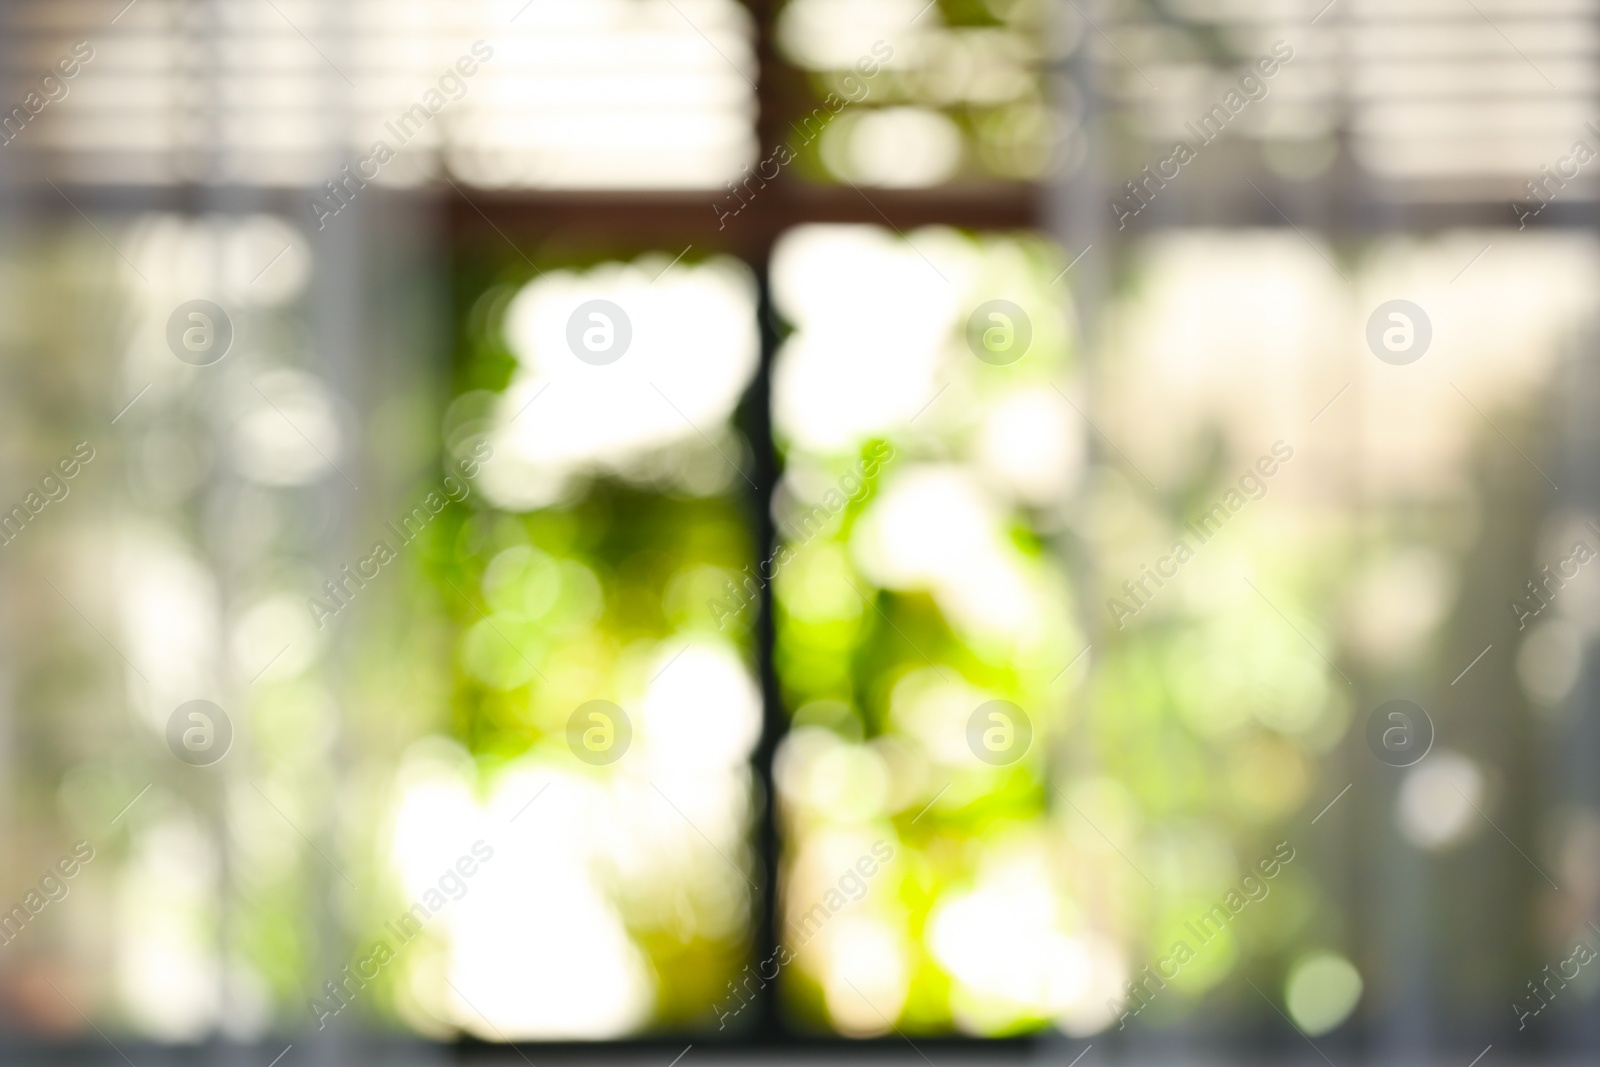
1106;0;1600;200
1;0;757;190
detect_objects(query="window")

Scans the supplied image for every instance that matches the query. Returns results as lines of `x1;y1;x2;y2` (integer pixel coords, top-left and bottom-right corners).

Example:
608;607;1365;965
1;0;1597;1057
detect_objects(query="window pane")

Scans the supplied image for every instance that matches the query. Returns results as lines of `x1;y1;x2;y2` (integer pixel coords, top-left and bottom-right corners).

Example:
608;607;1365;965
768;223;1096;1034
414;252;765;1036
1094;229;1600;1036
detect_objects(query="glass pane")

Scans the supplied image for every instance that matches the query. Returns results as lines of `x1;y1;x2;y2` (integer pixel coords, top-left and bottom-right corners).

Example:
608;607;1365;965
768;223;1096;1034
0;210;342;1041
1092;228;1600;1041
408;250;765;1037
